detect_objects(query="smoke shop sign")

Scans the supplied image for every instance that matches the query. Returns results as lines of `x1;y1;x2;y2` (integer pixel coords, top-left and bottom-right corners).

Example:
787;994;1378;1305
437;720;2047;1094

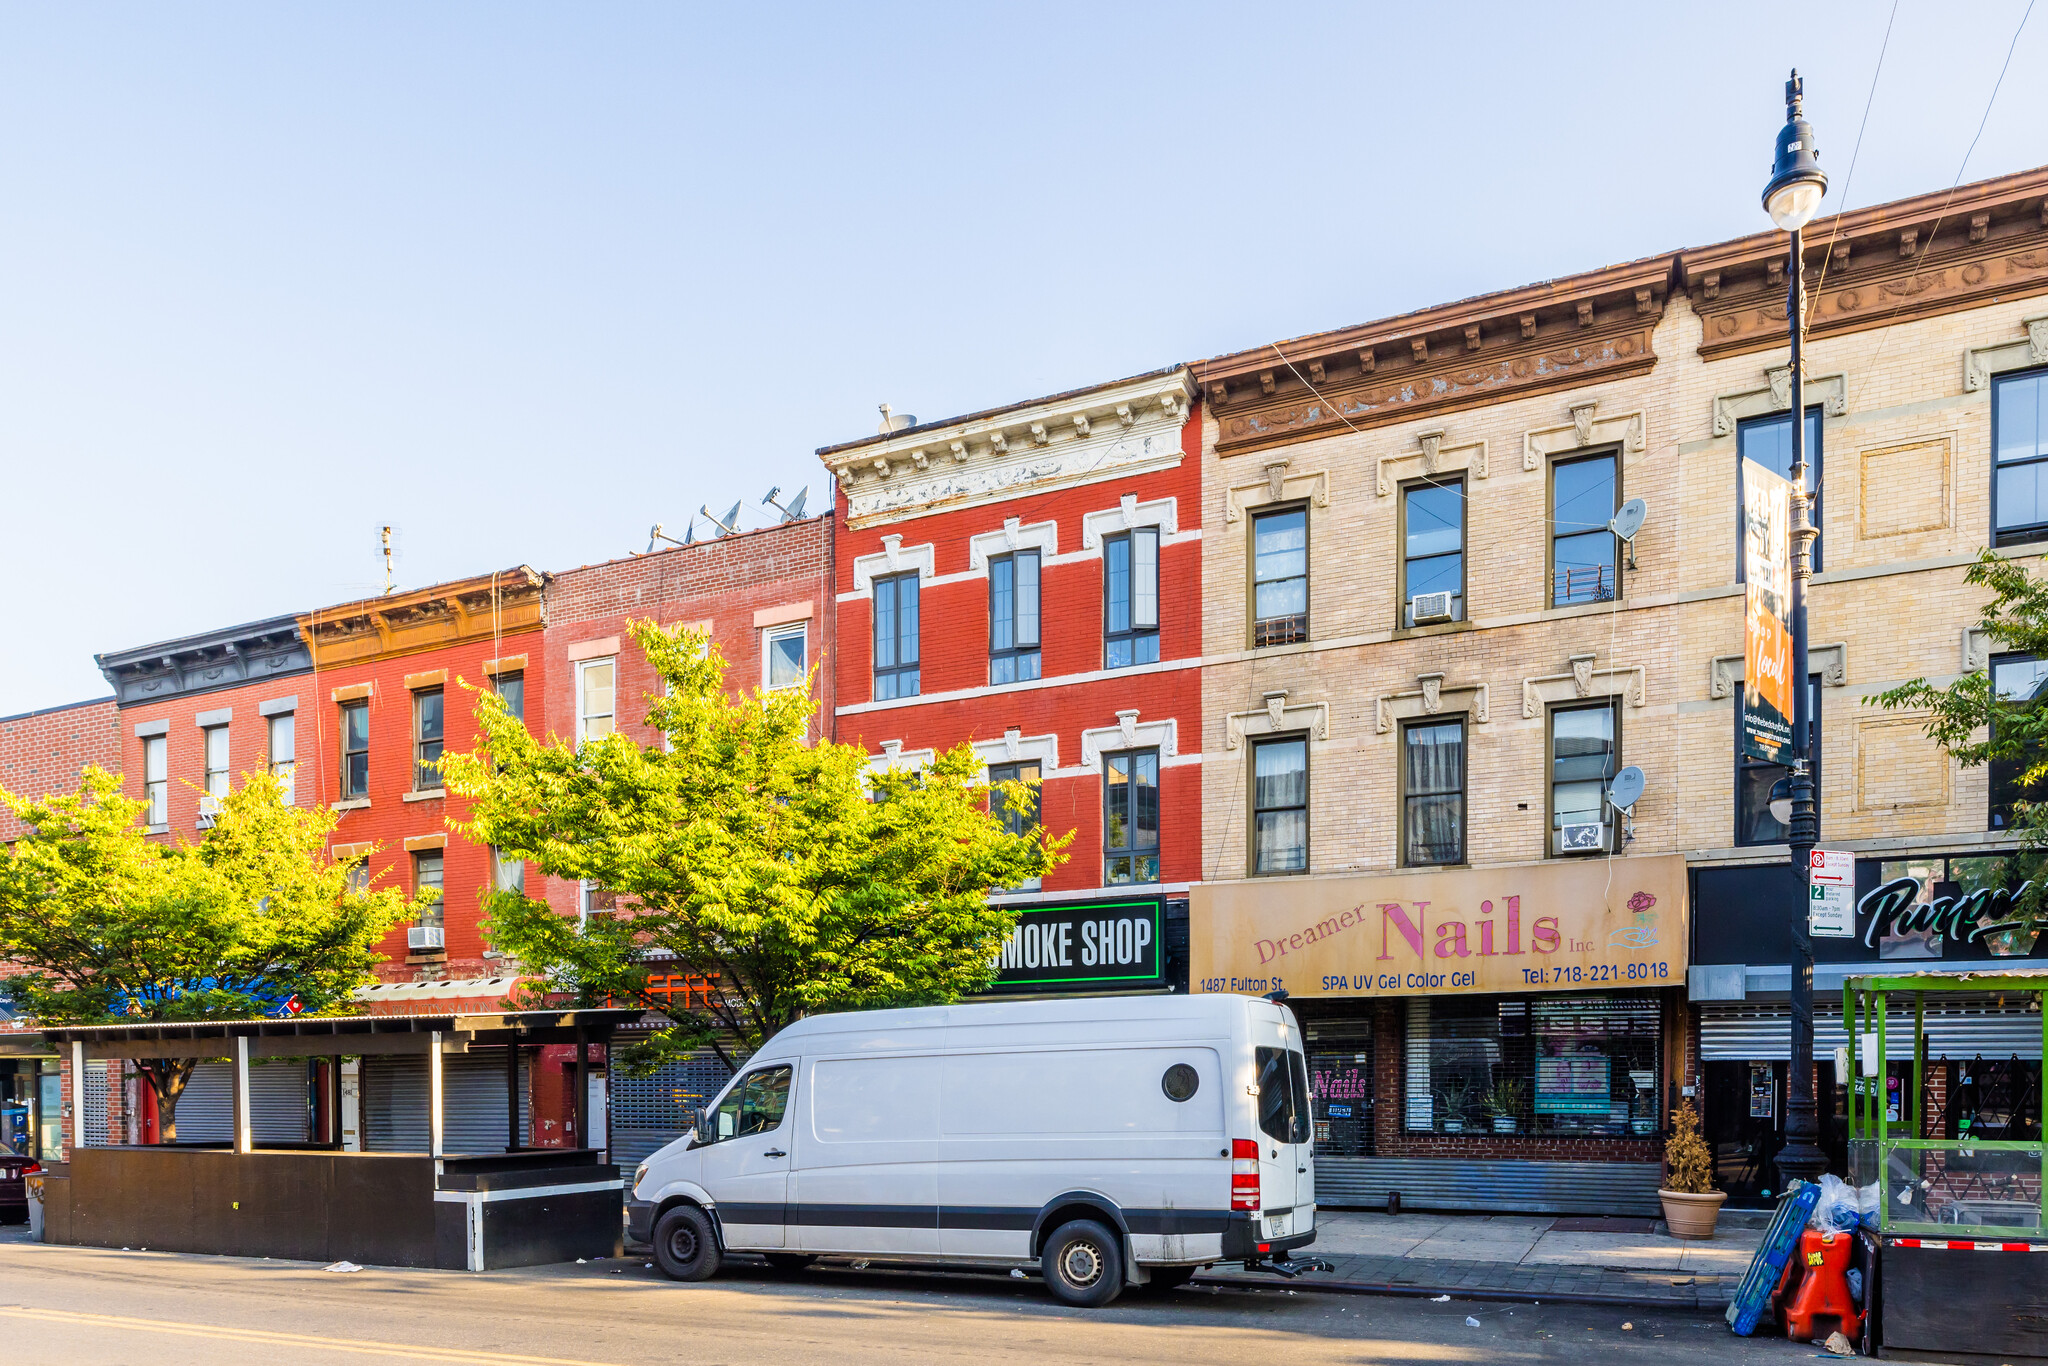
989;897;1164;991
1189;855;1688;1000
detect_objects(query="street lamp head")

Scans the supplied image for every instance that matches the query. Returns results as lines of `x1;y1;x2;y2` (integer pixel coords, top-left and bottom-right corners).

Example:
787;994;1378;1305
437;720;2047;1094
1763;69;1828;231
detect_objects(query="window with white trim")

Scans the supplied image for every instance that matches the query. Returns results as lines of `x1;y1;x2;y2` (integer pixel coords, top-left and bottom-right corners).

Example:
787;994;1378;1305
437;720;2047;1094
143;735;167;826
577;658;616;743
764;622;808;691
1104;529;1159;669
267;712;295;806
989;551;1041;684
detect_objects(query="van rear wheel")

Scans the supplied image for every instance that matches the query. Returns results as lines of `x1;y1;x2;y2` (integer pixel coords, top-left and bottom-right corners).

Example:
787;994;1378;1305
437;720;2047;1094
1041;1219;1124;1307
652;1205;721;1282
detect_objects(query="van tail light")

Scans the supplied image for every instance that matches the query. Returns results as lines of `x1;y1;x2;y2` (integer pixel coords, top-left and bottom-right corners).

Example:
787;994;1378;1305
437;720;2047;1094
1231;1138;1261;1212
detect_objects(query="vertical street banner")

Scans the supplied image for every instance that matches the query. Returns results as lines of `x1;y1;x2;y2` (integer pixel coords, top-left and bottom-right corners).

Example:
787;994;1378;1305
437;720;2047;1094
1741;457;1795;764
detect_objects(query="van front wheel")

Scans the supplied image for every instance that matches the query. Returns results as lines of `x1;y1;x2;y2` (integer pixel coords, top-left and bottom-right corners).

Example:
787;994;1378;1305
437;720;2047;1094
1041;1219;1124;1307
652;1205;722;1282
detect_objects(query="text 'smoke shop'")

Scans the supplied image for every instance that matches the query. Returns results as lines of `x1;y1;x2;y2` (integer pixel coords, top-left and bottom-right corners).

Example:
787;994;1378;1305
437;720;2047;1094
986;895;1176;996
1689;852;2046;1203
1188;855;1690;1219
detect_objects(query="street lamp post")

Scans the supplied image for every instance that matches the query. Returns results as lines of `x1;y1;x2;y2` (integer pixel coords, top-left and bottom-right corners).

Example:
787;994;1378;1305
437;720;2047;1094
1764;69;1829;1192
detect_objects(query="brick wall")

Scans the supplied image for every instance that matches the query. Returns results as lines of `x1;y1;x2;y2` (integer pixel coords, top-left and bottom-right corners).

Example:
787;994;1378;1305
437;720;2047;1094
537;515;836;920
0;696;120;841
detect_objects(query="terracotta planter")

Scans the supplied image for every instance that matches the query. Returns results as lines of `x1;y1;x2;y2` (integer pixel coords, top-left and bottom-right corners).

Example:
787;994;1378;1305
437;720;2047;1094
1659;1188;1727;1240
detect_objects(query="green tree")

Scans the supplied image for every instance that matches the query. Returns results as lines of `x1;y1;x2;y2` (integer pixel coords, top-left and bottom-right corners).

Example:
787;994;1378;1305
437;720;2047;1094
1874;549;2048;932
442;619;1067;1071
0;768;417;1139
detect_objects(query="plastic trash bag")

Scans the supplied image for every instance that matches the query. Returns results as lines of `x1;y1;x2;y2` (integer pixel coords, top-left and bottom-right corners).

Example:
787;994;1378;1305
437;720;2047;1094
1810;1174;1861;1232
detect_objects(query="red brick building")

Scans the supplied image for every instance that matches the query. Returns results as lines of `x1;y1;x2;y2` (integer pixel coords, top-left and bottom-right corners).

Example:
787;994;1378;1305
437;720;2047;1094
0;696;121;841
296;569;548;983
816;368;1201;996
536;515;835;923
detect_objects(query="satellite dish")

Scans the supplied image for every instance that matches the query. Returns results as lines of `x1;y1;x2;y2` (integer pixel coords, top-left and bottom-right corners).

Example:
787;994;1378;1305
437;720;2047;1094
1607;765;1646;812
784;486;809;519
1609;498;1648;542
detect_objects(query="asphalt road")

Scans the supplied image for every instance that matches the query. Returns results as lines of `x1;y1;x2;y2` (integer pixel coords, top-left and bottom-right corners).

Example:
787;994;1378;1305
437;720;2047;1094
0;1233;1827;1366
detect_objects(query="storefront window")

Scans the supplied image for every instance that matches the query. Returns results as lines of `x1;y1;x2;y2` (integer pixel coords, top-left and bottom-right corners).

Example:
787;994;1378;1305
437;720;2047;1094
1874;853;2023;958
1305;1021;1374;1157
1403;994;1661;1137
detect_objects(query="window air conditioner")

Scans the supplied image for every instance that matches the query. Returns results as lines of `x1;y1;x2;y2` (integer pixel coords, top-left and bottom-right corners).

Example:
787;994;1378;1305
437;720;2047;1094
1558;822;1608;854
1409;591;1455;624
408;926;445;951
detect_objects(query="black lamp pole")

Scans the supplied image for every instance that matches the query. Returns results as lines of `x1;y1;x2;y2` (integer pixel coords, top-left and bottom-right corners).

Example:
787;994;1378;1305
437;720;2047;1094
1765;69;1829;1191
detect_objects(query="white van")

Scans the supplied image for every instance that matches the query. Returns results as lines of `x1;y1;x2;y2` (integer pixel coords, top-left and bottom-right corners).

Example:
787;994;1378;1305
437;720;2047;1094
626;993;1320;1306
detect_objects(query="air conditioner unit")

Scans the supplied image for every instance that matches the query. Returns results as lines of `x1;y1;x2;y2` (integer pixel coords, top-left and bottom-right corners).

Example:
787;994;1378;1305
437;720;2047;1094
1409;591;1455;624
408;926;445;951
1558;822;1608;854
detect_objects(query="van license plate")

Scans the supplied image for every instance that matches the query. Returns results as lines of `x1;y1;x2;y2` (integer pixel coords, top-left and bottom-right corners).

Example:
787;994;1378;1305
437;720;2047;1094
1264;1212;1291;1239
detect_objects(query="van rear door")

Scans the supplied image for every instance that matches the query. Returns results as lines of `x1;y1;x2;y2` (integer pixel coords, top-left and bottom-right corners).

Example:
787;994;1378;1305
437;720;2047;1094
1251;1043;1306;1237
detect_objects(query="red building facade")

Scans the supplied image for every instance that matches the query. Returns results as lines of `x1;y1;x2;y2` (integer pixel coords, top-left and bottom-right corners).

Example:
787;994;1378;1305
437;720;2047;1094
0;695;120;842
296;569;548;983
817;368;1201;994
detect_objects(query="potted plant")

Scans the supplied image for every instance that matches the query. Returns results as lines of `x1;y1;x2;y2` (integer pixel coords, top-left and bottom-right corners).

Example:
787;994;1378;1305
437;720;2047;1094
1658;1099;1726;1238
1484;1079;1525;1133
1436;1081;1473;1133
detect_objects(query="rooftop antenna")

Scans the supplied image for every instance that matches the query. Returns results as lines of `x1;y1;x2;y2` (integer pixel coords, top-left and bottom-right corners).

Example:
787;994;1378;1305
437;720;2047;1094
763;485;810;523
646;522;691;554
380;525;397;595
700;500;742;537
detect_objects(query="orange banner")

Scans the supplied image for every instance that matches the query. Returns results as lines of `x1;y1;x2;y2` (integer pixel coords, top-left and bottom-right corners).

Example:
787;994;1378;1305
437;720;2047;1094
1742;457;1795;764
1189;855;1689;999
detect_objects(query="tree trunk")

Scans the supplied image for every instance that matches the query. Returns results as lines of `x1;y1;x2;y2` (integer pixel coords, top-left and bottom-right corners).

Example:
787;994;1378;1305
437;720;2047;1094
139;1060;197;1144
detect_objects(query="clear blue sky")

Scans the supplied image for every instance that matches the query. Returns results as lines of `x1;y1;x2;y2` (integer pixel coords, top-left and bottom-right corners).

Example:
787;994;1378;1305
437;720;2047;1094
2;2;2042;715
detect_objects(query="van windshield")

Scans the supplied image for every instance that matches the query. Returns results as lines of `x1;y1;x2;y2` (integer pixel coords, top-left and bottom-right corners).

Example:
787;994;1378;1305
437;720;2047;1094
1255;1046;1311;1144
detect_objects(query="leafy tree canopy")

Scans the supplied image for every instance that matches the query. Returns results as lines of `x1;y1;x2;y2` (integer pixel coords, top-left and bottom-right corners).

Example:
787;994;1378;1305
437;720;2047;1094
0;768;420;1136
1875;550;2048;927
443;619;1067;1072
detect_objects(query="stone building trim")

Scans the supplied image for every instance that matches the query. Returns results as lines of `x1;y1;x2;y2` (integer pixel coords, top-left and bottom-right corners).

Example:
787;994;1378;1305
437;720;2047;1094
1710;366;1848;437
966;518;1060;573
1963;626;1998;673
1376;674;1490;733
866;739;937;778
1224;461;1330;523
1523;399;1646;470
1520;654;1647;718
1379;430;1487;495
968;729;1061;777
1079;710;1187;770
1224;691;1330;750
1080;494;1182;551
1962;312;2048;391
1708;643;1848;698
848;534;938;595
95;613;311;707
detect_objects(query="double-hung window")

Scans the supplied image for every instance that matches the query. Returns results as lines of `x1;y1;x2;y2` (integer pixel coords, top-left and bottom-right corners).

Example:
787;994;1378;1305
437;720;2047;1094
1251;507;1308;645
1103;748;1160;884
339;701;369;799
267;712;295;806
494;671;525;723
764;622;808;690
1402;719;1465;865
1104;529;1159;668
1401;480;1464;626
1738;407;1824;573
577;659;615;744
491;846;526;896
412;849;444;930
1550;453;1619;606
1734;676;1823;845
873;572;921;700
201;726;229;815
413;688;443;791
1251;736;1308;874
988;551;1041;684
989;760;1042;892
142;734;168;826
1995;368;2048;546
1549;700;1619;854
1990;653;2048;829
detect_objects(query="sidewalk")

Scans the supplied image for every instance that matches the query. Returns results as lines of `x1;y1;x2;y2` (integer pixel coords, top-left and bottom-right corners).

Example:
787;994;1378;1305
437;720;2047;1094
1199;1210;1762;1310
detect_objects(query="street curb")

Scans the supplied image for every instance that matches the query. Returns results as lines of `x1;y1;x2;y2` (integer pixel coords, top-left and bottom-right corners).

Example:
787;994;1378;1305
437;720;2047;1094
1195;1271;1733;1313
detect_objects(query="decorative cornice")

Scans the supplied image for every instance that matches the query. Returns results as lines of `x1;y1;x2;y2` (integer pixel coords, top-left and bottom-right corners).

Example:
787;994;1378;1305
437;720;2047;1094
95;614;311;707
1963;312;2048;391
1200;256;1671;457
1226;460;1330;523
1379;430;1486;496
1521;653;1647;718
1079;709;1183;770
1681;165;2048;361
1225;690;1330;750
1524;400;1646;470
1711;367;1847;437
299;568;546;670
818;370;1196;530
1709;643;1847;699
1376;674;1490;733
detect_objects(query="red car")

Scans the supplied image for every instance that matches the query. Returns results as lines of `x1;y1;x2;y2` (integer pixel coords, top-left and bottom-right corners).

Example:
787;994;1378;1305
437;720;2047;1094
0;1141;38;1223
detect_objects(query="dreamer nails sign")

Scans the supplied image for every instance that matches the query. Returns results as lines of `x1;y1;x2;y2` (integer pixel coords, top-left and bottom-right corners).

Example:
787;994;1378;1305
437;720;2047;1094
1188;855;1688;1000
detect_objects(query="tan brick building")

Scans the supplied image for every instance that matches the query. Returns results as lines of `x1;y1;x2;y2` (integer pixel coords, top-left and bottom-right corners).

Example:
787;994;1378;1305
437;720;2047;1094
1187;166;2048;1214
